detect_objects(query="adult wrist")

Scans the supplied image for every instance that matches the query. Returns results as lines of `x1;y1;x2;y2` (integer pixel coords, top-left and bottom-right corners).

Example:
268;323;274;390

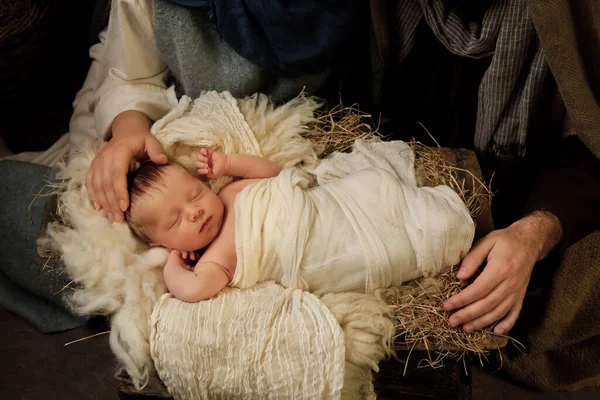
518;210;563;261
111;110;152;140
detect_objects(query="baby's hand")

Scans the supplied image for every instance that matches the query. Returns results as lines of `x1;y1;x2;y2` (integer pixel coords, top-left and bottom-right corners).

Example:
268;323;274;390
197;148;228;179
166;250;197;271
179;250;199;262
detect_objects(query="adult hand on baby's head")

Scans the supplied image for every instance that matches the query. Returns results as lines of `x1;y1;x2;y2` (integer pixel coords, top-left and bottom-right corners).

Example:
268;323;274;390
197;148;228;180
86;111;167;223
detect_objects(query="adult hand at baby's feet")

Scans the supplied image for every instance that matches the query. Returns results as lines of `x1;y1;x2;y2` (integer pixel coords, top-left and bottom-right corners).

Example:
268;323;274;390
86;123;167;223
443;211;563;336
197;148;228;179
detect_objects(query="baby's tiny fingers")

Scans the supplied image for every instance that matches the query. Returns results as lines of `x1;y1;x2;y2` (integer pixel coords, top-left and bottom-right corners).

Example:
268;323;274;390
198;168;210;175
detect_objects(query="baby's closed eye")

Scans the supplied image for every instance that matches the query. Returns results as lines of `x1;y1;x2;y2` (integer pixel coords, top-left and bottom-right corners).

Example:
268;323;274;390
168;214;181;229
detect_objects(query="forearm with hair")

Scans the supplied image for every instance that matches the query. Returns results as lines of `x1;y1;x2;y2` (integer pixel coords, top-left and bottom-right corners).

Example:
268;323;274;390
517;210;563;261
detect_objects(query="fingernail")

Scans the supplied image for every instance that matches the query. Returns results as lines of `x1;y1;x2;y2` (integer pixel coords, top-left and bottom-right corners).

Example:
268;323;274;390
114;213;123;223
120;200;128;212
464;325;472;333
107;212;114;222
457;269;467;278
496;328;504;335
93;201;100;210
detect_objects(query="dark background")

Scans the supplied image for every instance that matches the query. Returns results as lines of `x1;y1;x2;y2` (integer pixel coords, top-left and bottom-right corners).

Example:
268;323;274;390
1;1;599;399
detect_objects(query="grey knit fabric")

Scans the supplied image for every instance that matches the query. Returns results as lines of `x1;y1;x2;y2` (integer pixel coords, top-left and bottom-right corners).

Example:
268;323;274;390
152;0;329;103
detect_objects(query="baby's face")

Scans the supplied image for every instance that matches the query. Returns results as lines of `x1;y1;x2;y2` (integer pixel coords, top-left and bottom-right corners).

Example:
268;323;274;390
134;165;225;251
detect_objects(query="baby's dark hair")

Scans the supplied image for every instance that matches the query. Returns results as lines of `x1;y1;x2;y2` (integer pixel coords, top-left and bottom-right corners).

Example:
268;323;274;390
125;162;173;242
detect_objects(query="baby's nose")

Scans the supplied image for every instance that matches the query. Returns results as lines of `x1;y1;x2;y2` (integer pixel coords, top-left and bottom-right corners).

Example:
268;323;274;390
189;207;204;222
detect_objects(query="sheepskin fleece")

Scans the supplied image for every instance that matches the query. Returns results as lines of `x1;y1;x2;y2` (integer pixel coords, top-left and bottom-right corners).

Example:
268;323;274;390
44;91;323;389
151;91;322;193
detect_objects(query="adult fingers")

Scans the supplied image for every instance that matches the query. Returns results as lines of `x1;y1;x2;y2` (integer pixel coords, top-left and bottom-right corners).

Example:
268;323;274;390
448;278;509;327
102;153;128;222
493;298;523;335
111;150;134;216
444;259;503;311
146;138;167;165
456;233;497;280
461;294;514;333
93;166;112;221
85;168;100;211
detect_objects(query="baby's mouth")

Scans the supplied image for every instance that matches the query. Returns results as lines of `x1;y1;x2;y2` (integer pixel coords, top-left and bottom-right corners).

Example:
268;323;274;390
199;216;212;233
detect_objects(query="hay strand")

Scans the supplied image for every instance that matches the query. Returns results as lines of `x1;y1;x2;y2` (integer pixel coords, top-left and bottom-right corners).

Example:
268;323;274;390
305;101;384;156
409;138;493;221
383;266;521;371
64;331;111;347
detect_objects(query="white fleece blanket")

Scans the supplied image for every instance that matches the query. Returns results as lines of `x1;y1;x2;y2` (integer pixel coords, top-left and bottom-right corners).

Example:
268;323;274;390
233;140;475;294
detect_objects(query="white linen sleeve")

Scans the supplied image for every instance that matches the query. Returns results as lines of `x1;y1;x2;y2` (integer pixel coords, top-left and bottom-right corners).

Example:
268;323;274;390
92;0;172;140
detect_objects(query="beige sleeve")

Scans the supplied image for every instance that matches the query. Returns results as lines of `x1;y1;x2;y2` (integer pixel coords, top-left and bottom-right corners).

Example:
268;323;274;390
92;0;173;140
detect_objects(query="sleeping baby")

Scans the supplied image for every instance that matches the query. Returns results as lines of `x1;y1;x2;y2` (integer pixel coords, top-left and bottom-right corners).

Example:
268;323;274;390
126;149;281;302
126;144;475;303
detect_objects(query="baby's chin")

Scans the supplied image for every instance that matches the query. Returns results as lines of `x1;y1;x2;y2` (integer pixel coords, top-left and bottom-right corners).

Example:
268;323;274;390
178;235;217;253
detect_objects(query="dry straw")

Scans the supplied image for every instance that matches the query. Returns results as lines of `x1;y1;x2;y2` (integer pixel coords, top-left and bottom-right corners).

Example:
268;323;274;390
304;101;383;156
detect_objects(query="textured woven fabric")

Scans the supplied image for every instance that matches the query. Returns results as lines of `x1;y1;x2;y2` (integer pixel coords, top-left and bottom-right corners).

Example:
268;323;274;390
150;283;346;399
392;0;548;157
150;282;396;399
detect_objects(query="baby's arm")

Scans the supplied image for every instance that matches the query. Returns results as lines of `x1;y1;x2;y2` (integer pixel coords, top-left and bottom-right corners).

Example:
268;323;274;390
197;148;280;179
163;251;230;302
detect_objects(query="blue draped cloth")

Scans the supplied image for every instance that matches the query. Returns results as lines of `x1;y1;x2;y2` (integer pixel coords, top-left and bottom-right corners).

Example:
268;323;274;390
167;0;364;76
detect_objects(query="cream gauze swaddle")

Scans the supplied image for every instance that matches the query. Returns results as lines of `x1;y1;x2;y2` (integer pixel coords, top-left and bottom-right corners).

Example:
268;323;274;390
232;140;476;294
